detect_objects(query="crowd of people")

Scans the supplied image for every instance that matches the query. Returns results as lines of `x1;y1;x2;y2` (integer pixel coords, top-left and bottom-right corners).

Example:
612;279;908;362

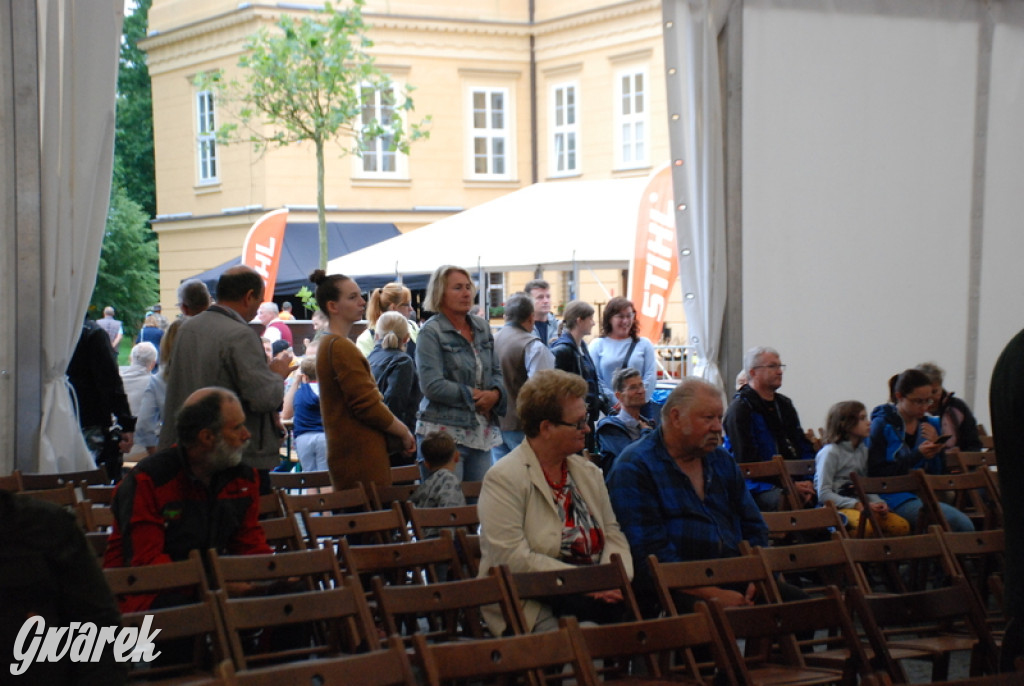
49;264;994;657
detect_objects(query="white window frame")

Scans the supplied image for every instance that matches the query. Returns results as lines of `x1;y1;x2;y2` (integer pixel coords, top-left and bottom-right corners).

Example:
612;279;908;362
355;81;409;179
467;86;512;180
549;82;579;176
613;67;649;170
195;89;218;184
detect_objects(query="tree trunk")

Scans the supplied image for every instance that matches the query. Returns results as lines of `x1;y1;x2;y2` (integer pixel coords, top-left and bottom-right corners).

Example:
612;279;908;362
316;137;327;270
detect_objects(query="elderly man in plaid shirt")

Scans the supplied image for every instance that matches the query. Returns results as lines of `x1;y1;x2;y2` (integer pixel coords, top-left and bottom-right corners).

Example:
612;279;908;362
607;377;799;616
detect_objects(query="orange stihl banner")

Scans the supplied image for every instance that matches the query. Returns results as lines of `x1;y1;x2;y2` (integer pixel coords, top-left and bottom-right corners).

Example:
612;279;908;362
242;209;288;301
629;164;677;342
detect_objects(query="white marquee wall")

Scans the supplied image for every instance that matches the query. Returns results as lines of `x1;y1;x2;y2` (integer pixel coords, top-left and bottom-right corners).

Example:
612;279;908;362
739;0;1024;430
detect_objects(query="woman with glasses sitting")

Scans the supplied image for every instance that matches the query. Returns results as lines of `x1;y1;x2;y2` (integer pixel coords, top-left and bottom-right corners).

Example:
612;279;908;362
478;369;632;634
868;368;974;531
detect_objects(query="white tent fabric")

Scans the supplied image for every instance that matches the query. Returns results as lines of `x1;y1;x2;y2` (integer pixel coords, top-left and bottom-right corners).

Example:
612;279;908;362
326;178;649;277
664;0;731;388
36;0;123;472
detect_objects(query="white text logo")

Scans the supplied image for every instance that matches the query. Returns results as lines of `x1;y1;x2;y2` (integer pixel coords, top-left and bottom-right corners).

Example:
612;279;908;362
10;615;161;676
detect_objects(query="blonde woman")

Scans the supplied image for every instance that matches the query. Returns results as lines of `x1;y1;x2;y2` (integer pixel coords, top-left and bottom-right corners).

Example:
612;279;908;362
368;312;422;465
355;281;419;357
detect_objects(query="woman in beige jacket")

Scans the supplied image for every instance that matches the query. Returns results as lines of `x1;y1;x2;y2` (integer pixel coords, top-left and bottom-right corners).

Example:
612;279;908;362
478;369;632;634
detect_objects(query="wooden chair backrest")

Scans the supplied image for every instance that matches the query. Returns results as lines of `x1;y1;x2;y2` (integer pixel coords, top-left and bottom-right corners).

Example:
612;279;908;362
460;480;483;500
281;485;371;516
405;502;479;540
104;549;210;597
373;572;519;641
751;538;860;600
219;635;416;686
338;535;461;586
18;468;107;490
0;472;23;492
258;515;306;553
215;578;378;670
208;547;342;594
648;553;771;617
267;470;332;491
369;482;419;510
841;530;960;594
83;484;116;505
302;502;410;548
19;483;79;509
570;602;735;685
390;464;421;484
454;529;481;578
850;469;938;536
759;500;848;540
735;455;801;510
412;616;598;686
921;470;1003;530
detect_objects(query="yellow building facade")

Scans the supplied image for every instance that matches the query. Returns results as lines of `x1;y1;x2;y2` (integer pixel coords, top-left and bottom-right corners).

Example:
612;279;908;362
143;0;688;348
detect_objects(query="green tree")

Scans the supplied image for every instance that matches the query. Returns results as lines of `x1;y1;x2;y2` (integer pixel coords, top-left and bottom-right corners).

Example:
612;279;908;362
89;186;160;337
114;0;155;221
208;0;429;270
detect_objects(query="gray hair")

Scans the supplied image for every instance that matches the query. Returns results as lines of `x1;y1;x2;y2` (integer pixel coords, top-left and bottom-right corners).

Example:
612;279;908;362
503;292;534;326
661;377;724;421
914;362;945;387
177;279;211;313
743;346;779;374
424;265;475;313
259;302;279;316
130;341;158;368
611;366;642;394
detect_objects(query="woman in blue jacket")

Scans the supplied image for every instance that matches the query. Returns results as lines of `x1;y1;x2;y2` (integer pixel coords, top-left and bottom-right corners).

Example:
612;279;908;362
415;265;505;482
868;368;973;532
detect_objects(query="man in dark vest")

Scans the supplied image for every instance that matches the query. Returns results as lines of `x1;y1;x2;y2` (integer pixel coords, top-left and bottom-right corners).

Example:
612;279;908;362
492;292;553;462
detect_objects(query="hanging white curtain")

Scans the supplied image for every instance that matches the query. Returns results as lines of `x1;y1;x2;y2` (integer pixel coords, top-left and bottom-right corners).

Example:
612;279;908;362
663;0;730;388
36;0;123;472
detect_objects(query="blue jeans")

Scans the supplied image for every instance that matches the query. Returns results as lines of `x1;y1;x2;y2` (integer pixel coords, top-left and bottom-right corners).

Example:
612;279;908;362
491;430;525;464
893;497;975;533
417;440;492;483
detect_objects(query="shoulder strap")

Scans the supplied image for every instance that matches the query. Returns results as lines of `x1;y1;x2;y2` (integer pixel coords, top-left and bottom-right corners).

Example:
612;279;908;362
620;337;640;369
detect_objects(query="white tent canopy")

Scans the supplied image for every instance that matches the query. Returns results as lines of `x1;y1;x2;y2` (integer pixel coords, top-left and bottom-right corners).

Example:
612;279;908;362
326;178;649;278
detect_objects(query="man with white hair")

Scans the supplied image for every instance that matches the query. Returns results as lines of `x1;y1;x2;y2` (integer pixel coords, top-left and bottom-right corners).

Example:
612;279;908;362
723;346;816;511
255;301;293;345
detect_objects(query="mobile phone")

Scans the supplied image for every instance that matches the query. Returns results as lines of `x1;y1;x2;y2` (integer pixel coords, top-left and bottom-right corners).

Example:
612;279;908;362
932;434;952;444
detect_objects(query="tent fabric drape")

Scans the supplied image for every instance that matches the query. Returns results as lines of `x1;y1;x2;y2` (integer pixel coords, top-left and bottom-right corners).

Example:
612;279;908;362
36;0;123;472
663;0;730;388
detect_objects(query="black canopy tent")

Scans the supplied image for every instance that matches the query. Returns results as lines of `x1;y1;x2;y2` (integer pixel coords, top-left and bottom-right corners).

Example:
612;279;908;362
190;221;429;297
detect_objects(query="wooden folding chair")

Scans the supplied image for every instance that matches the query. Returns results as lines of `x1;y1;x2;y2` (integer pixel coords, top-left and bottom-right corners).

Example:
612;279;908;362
17;468;108;490
783;457;818;484
303;502;410;548
374;571;521;642
842;530;963;595
954;452;997;473
851;470;940;536
83;483;116;505
502;553;642;630
461;479;483;500
405;502;479;540
338;535;462;587
568;602;737;685
281;484;371;517
736;455;801;511
760;501;848;541
19;482;79;509
454;529;482;577
707;585;870;685
77;500;115;532
848;577;999;683
390;463;421;484
921;471;1002;531
267;469;332;492
939;528;1006;632
649;553;772;617
412;616;599;686
217;635;416;686
104;551;227;681
208;547;343;596
215;576;378;670
369;481;419;510
751;538;861;601
257;515;306;553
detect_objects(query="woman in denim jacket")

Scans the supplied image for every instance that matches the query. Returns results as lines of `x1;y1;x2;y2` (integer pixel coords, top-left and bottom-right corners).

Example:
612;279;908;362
415;265;506;482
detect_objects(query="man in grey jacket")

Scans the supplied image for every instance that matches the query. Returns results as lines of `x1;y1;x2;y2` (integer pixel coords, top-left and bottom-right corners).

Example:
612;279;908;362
158;266;293;490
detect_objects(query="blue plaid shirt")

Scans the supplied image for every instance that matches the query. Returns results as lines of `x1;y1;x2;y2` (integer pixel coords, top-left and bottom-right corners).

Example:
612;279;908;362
607;428;769;596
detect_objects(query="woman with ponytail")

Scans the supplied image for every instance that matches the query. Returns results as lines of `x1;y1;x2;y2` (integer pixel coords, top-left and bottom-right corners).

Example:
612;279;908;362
310;270;416;489
368;311;422;465
868;368;974;532
355;282;418;358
